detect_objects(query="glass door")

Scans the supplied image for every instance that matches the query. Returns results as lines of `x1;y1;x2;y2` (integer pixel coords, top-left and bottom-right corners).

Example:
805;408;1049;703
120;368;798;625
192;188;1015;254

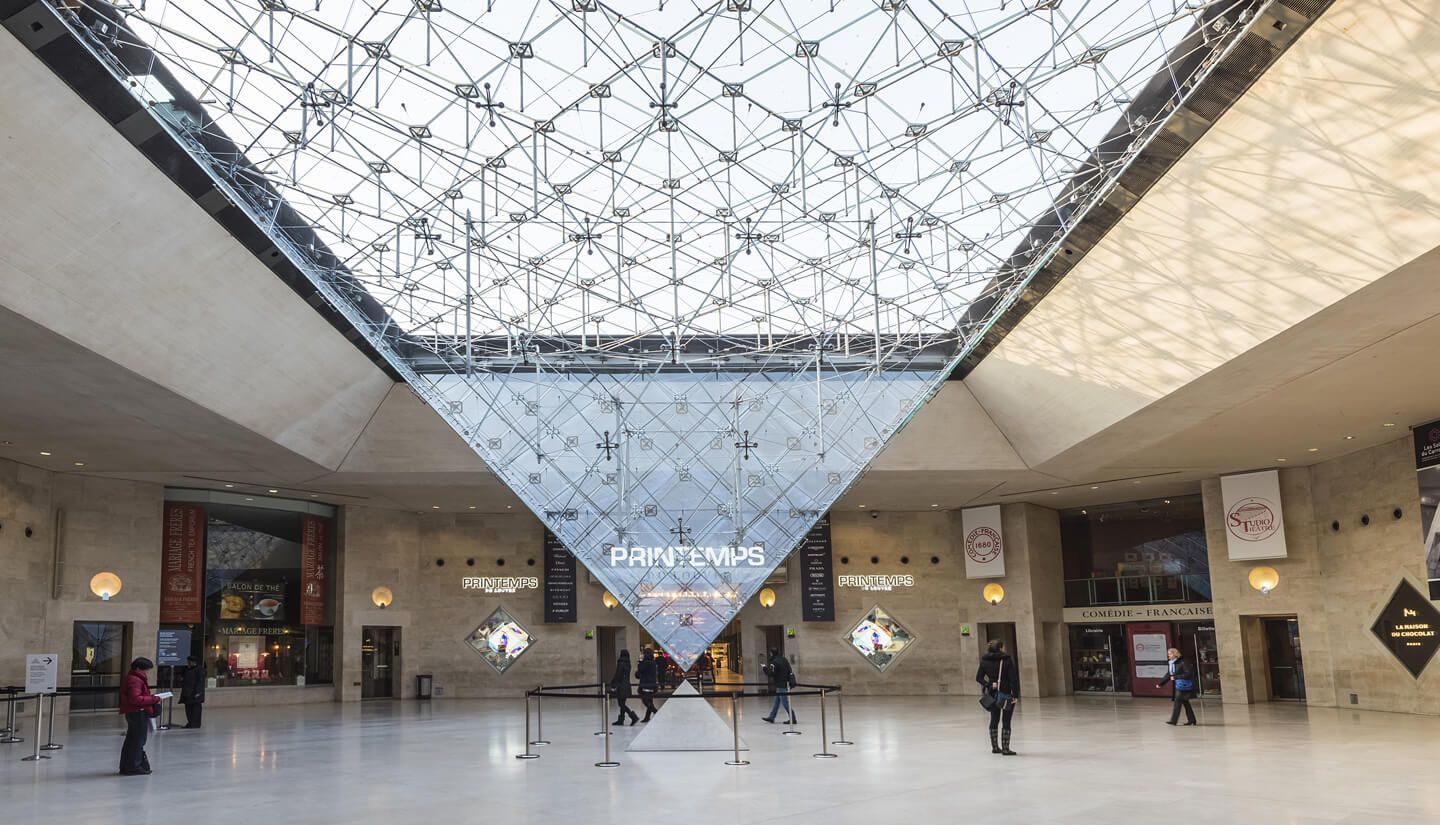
71;622;131;713
361;627;398;699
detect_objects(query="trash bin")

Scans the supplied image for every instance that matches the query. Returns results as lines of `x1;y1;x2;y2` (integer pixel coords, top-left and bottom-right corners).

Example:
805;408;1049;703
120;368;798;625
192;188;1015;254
416;674;433;700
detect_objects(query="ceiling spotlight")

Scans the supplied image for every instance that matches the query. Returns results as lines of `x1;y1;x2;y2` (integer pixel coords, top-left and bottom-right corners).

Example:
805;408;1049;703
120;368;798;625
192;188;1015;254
268;489;279;493
1276;458;1287;462
1383;422;1396;428
858;504;866;508
432;505;440;510
1308;447;1319;452
1344;435;1354;440
73;462;85;467
224;484;235;488
1090;485;1099;490
1163;499;1171;504
39;451;52;456
468;506;477;510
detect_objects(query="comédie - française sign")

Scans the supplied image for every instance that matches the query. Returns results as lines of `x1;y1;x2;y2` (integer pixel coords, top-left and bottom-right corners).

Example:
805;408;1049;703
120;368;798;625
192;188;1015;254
1063;603;1213;623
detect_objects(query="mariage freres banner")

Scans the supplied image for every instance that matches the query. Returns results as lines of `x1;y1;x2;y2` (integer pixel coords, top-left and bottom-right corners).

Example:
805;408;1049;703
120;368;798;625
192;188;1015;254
962;505;1005;579
1220;470;1289;561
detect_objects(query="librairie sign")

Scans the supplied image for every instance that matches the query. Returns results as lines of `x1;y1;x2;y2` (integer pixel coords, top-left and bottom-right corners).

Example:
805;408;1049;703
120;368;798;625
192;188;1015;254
1063;603;1213;624
837;574;915;592
462;576;539;594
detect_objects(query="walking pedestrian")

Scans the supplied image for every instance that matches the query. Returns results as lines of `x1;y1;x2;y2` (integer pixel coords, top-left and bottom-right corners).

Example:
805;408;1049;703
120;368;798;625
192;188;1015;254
635;646;660;722
1156;647;1198;726
975;640;1019;755
610;649;639;726
761;648;797;725
180;656;205;729
118;657;161;776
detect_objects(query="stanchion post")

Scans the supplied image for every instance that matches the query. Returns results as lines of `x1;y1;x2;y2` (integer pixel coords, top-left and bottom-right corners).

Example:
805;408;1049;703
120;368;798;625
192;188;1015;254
594;685;610;736
725;692;749;766
516;692;540;760
595;688;620;768
531;685;550;746
2;690;22;744
40;694;63;751
22;694;50;761
831;690;853;746
812;689;837;759
781;686;801;736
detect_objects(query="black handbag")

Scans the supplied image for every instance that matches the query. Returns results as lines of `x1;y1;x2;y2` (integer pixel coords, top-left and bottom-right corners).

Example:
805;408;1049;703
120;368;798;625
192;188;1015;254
978;659;1004;712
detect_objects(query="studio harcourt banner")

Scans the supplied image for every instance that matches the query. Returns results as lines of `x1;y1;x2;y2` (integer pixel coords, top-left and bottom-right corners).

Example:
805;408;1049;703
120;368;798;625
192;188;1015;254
159;503;205;624
962;505;1005;579
1220;470;1289;561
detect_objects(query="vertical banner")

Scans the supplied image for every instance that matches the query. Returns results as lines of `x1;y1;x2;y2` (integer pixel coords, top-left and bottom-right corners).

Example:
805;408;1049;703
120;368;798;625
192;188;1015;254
1220;470;1289;561
962;505;1005;579
800;515;834;622
1412;419;1440;599
543;530;578;623
300;515;328;626
159;503;204;623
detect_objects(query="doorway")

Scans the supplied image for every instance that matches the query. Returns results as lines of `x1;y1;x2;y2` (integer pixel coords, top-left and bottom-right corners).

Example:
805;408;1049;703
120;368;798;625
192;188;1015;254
981;622;1019;668
595;625;628;686
361;626;400;699
706;618;743;688
70;621;132;713
1263;617;1306;701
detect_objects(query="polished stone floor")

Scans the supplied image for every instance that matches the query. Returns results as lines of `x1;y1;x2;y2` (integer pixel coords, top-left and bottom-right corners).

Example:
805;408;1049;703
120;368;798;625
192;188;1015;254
3;695;1437;824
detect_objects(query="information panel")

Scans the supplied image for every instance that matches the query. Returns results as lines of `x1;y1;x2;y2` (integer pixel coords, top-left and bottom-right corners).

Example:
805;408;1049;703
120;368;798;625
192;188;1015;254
543;530;578;623
800;515;834;622
157;628;192;666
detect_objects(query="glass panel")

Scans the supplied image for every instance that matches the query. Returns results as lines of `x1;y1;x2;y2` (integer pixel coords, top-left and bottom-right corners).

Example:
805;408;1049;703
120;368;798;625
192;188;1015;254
465;607;535;675
844;605;916;673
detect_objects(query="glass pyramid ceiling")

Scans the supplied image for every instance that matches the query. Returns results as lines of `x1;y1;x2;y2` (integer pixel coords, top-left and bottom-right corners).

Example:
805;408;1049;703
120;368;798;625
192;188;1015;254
61;0;1260;667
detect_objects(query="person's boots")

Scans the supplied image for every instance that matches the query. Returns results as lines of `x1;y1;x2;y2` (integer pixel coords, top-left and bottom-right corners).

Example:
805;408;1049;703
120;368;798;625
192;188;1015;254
641;708;653;723
614;715;626;727
627;709;640;725
1001;730;1017;756
990;731;1001;754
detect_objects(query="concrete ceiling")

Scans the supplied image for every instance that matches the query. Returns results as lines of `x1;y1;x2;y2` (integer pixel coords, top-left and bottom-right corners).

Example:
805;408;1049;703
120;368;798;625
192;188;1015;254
2;0;1440;515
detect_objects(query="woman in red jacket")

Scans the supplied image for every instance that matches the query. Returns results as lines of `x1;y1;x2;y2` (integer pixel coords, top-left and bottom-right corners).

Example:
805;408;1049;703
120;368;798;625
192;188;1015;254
118;657;160;776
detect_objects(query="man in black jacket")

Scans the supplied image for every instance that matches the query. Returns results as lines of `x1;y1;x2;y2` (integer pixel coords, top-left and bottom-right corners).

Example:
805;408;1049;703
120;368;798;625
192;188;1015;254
1156;647;1198;726
180;656;205;729
761;648;797;725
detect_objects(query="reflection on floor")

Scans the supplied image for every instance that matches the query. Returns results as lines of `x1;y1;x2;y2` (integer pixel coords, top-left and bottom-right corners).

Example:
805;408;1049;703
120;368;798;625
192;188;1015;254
3;696;1438;825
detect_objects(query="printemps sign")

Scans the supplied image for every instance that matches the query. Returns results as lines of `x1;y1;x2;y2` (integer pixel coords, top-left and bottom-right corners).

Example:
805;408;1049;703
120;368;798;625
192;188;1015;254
838;574;915;592
463;576;539;594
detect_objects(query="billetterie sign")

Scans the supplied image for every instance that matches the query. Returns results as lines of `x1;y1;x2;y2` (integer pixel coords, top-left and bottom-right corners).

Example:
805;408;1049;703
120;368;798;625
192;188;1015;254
462;576;539;593
607;545;765;567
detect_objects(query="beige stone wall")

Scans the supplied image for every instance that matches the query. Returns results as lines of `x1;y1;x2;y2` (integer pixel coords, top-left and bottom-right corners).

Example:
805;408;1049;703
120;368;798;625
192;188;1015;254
1205;437;1440;714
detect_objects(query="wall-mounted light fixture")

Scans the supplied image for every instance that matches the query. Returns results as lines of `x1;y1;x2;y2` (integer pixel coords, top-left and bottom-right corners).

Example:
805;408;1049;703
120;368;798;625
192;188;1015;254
758;587;777;608
1248;566;1280;595
602;591;618;610
371;586;394;608
983;582;1005;606
90;572;122;601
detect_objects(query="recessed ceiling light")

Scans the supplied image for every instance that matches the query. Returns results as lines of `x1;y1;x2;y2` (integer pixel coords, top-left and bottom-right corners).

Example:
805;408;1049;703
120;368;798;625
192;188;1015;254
244;497;254;501
0;440;12;446
506;505;512;509
268;489;279;494
1276;458;1287;462
310;494;319;498
1308;447;1319;452
858;504;866;508
39;451;51;456
1163;499;1171;504
1050;491;1059;495
431;505;440;510
1383;422;1396;428
1090;485;1099;490
73;462;85;467
930;504;939;507
468;506;477;510
224;484;234;488
1344;435;1354;440
1080;509;1087;515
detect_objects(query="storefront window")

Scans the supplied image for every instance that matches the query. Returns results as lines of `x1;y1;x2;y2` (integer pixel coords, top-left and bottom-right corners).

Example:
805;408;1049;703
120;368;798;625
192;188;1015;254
163;492;336;688
1060;496;1210;607
1068;625;1130;693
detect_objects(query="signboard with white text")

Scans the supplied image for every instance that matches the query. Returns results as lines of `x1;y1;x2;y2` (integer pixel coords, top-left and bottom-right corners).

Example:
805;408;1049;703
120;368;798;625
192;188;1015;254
25;653;58;694
1220;470;1289;560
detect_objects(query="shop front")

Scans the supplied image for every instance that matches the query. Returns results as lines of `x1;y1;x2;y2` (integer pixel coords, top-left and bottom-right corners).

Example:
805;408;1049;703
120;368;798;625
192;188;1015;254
1064;604;1219;697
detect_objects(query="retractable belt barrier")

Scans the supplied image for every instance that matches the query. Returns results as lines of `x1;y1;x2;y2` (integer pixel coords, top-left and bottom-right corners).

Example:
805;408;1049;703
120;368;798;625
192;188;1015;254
3;684;156;760
513;680;852;767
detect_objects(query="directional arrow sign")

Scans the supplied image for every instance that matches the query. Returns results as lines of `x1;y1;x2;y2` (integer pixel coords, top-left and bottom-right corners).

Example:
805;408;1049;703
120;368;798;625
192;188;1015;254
25;653;58;694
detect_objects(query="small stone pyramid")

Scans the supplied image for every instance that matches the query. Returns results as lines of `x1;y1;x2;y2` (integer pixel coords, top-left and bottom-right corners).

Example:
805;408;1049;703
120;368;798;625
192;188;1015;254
625;680;748;753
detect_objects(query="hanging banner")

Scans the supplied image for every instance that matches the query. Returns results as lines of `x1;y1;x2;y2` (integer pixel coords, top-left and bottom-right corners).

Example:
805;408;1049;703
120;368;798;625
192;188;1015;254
800;515;834;622
962;505;1005;579
299;515;328;626
159;503;205;623
1220;470;1289;561
1412;420;1440;599
543;530;578;623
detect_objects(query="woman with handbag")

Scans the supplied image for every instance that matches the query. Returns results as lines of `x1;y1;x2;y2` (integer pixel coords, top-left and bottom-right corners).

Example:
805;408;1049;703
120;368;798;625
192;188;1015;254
1156;647;1198;726
975;640;1019;755
610;649;639;726
118;657;161;776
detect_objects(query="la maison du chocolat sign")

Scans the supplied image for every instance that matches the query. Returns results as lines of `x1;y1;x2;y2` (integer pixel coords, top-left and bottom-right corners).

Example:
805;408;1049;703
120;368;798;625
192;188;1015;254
1371;580;1440;679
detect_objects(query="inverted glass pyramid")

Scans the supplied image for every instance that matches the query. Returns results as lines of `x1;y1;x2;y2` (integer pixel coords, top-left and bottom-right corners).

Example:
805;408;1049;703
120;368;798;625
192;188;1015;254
55;0;1260;667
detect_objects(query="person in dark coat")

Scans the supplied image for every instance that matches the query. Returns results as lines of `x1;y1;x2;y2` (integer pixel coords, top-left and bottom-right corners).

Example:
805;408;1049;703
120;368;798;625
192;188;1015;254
610;650;639;726
761;648;797;725
1156;647;1198;726
635;647;660;722
180;656;205;729
118;657;161;776
975;640;1020;755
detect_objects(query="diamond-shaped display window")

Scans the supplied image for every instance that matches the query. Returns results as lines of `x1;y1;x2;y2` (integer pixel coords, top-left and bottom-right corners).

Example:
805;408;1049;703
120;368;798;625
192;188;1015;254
464;606;535;675
1369;580;1440;679
844;605;917;673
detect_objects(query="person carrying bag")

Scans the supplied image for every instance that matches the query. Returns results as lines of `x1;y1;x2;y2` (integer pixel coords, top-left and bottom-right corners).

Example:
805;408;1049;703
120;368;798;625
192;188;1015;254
975;640;1020;756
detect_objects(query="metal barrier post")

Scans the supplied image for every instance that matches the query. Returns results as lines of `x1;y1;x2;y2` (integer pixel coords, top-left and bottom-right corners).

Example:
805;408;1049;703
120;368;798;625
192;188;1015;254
594;686;610;736
594;688;619;768
530;686;550;746
831;690;853;746
22;695;50;761
781;687;801;736
724;692;749;766
2;690;22;744
516;693;540;760
812;689;837;759
40;694;63;751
